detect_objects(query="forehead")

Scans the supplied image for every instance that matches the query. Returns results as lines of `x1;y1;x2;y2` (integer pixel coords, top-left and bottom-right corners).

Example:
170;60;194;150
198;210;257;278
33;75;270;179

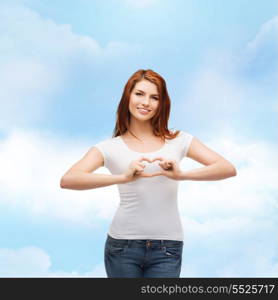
134;80;158;94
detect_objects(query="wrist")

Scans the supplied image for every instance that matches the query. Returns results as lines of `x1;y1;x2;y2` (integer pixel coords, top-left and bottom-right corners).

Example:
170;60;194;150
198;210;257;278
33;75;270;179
119;174;129;183
177;171;188;181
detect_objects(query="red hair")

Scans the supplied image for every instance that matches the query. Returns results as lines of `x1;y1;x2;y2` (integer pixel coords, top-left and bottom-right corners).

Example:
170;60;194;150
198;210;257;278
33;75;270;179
112;69;180;141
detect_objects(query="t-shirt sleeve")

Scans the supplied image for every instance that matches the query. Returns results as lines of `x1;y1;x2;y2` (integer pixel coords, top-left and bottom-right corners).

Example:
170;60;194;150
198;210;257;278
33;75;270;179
93;140;107;168
181;131;194;157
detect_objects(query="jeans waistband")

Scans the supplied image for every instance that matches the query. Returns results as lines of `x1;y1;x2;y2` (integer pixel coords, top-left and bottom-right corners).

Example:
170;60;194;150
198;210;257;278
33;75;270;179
106;234;183;247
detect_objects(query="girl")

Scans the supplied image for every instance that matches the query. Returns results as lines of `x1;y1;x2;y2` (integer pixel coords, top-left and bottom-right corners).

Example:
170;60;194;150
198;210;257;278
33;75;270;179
60;69;236;278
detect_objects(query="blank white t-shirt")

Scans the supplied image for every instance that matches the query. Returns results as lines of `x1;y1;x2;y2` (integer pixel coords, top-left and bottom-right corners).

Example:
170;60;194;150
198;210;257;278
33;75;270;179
94;130;193;241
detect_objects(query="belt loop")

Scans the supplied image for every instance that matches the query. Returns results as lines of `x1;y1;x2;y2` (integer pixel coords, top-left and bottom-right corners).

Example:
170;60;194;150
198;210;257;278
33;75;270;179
127;240;131;247
161;239;164;246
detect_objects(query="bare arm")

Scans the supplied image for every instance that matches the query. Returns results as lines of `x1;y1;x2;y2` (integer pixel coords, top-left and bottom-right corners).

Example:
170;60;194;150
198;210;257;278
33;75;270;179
60;171;127;190
179;137;237;181
60;147;126;190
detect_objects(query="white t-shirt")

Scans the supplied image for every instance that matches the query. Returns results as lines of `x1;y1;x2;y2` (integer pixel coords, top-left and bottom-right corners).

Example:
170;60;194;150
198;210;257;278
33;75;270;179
94;130;193;241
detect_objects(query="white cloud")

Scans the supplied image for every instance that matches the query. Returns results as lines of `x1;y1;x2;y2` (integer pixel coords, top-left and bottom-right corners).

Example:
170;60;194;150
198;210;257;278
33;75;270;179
0;4;101;62
1;2;276;279
83;263;107;278
0;123;277;281
0;246;51;277
0;128;119;228
180;216;278;277
0;246;106;277
179;68;244;125
0;3;141;131
246;15;278;52
1;127;277;227
178;15;278;127
176;17;278;226
177;132;278;277
0;124;277;278
0;2;142;69
241;15;278;77
0;58;63;131
179;137;278;219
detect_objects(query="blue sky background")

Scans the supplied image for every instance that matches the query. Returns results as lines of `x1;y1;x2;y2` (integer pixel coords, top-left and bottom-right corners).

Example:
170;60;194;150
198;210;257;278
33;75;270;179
0;0;277;277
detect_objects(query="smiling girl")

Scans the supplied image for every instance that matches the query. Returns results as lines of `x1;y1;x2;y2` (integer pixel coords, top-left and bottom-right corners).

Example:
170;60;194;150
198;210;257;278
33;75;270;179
60;69;237;278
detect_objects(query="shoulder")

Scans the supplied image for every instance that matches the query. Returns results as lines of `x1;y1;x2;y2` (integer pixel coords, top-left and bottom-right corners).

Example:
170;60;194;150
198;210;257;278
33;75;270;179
92;136;119;154
94;135;118;146
175;130;194;150
171;130;194;142
179;130;193;137
92;136;119;163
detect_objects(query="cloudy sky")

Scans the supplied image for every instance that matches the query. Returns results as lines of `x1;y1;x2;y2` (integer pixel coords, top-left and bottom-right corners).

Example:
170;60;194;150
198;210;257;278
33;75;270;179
0;0;277;277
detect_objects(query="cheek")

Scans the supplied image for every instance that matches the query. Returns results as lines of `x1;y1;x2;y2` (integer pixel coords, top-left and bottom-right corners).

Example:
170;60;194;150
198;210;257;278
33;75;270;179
128;98;135;110
153;102;159;112
129;96;139;107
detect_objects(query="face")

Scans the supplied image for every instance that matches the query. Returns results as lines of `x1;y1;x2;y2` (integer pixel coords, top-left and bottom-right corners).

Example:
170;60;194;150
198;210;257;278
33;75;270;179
129;79;160;122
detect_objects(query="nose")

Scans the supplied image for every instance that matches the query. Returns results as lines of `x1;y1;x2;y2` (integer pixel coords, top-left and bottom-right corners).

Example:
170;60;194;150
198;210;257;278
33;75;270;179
141;96;151;105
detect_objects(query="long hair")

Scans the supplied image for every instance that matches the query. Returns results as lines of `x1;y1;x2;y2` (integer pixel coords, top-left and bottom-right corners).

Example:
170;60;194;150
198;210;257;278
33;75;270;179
112;69;180;141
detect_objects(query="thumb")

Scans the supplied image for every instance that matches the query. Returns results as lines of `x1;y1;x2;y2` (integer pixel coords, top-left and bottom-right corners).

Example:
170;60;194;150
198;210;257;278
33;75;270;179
160;169;167;176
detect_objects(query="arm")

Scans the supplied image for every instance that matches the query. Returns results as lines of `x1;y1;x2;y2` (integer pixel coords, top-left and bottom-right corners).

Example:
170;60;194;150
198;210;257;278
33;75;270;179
60;171;127;190
60;147;126;190
179;137;237;181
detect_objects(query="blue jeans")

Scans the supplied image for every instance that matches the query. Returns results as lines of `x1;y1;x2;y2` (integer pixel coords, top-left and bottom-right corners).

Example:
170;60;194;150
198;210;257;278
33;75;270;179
104;234;183;278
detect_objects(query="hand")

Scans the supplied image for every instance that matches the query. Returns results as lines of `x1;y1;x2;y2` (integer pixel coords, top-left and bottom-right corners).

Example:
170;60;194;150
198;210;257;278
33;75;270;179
155;157;182;180
123;157;163;183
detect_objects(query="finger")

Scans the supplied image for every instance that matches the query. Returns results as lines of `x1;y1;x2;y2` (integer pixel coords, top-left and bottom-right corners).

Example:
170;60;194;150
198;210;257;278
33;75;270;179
159;160;171;168
138;157;152;163
140;173;152;177
168;159;176;165
138;163;146;168
134;166;144;173
140;172;153;177
151;157;164;162
165;160;175;167
159;162;167;169
141;171;163;177
150;171;163;177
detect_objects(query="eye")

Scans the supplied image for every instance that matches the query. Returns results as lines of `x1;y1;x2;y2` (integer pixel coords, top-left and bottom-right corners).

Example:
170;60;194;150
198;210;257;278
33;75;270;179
135;92;158;100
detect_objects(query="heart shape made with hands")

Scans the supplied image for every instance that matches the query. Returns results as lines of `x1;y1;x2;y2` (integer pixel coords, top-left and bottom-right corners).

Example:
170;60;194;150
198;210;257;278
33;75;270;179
139;157;172;178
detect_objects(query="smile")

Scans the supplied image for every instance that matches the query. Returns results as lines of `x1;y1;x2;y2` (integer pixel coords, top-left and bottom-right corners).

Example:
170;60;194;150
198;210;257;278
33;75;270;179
137;108;151;114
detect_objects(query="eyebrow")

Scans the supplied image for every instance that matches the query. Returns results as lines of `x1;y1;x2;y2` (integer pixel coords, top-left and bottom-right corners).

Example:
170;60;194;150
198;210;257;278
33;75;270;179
135;89;159;96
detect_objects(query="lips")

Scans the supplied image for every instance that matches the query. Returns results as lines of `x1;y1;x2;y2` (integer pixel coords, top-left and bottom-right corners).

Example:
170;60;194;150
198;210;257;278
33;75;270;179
137;107;151;114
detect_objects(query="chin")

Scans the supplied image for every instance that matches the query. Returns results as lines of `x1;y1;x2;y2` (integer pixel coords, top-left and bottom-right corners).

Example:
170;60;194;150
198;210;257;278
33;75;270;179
137;114;153;120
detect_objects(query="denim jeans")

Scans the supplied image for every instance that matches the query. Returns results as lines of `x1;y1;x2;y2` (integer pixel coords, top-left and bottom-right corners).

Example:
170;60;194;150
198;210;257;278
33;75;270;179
104;234;183;278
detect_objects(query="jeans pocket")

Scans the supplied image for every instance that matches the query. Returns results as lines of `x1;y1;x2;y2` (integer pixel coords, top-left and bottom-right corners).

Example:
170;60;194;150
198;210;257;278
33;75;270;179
106;244;126;255
162;246;182;258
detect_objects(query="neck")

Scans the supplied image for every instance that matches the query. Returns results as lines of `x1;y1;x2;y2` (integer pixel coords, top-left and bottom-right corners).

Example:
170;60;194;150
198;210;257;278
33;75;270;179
126;118;155;140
